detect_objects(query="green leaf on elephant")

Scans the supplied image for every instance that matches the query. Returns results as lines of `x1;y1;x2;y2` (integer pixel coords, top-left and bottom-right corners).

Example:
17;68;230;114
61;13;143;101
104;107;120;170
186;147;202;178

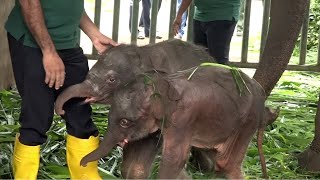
143;74;154;86
150;92;162;99
187;62;251;96
187;66;199;80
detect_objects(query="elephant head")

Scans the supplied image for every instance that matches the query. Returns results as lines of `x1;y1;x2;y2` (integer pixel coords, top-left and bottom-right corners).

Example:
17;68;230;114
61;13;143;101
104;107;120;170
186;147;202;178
55;44;144;115
80;75;171;166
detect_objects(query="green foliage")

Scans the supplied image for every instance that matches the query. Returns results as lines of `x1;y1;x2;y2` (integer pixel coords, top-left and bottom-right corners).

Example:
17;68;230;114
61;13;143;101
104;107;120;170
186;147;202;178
0;91;118;179
294;0;320;56
1;71;320;179
307;0;320;50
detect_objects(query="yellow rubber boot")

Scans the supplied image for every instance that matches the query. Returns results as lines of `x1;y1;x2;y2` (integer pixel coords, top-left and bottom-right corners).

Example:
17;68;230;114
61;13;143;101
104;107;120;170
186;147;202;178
13;136;40;180
66;135;102;180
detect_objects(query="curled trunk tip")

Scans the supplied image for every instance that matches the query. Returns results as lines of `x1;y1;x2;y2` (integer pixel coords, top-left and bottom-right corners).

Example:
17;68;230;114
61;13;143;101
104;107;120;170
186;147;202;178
55;82;92;115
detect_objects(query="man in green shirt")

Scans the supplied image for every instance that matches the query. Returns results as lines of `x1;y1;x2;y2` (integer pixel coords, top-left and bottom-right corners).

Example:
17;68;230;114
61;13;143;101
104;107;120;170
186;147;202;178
173;0;240;64
5;0;117;179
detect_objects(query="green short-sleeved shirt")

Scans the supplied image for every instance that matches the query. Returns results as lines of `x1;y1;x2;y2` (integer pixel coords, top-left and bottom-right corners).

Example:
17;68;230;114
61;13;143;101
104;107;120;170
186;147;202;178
194;0;240;22
5;0;84;50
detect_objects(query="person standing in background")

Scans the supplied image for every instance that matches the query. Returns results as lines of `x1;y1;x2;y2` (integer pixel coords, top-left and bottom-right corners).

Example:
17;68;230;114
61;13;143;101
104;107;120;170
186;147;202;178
129;0;162;39
173;0;240;64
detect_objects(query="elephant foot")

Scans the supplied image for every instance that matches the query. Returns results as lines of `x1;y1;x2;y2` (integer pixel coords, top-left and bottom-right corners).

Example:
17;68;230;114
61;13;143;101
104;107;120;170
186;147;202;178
297;146;320;172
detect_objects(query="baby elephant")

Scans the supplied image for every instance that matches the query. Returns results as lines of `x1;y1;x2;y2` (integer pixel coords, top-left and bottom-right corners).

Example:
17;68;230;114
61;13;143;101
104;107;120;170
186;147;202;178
81;65;272;179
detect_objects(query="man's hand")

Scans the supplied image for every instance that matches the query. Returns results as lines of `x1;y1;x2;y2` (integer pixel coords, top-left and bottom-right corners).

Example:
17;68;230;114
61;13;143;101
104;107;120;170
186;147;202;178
173;17;182;36
80;11;119;54
42;51;65;89
173;0;192;36
92;33;119;55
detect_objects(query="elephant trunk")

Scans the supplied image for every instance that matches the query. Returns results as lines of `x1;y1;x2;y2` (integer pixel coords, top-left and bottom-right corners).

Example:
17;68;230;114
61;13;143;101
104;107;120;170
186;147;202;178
80;130;119;167
55;81;93;115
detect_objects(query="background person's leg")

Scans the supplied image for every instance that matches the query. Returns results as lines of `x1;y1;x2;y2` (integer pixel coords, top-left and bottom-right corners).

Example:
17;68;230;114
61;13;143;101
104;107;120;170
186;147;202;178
129;0;133;32
205;20;237;64
141;0;151;37
237;0;245;36
193;20;208;49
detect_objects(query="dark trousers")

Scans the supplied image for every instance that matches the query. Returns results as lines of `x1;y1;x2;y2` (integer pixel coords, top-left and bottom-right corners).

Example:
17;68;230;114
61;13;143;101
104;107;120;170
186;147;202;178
7;33;98;146
129;0;162;36
193;19;237;64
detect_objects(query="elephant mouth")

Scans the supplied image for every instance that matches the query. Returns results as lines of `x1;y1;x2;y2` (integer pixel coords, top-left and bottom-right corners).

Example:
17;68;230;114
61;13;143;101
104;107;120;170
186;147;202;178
117;139;129;148
82;95;111;104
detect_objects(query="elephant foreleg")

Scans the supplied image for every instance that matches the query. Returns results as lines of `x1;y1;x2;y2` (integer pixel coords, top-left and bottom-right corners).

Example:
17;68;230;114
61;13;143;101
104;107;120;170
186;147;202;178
121;131;161;179
158;129;191;179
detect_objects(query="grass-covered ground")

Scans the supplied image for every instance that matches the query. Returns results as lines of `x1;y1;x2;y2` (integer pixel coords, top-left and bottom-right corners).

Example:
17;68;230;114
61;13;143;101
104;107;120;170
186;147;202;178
1;70;320;179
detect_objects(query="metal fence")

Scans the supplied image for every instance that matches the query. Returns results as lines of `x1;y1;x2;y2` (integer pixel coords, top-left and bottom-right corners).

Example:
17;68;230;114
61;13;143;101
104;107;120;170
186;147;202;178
85;0;320;72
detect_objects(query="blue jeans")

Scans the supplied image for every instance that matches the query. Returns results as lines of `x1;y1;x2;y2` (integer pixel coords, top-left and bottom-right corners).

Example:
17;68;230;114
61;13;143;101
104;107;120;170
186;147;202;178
129;0;162;37
176;0;188;37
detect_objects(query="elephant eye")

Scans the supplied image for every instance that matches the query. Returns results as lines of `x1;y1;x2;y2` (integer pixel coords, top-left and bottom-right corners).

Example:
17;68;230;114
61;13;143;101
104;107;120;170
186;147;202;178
120;119;131;128
107;77;116;83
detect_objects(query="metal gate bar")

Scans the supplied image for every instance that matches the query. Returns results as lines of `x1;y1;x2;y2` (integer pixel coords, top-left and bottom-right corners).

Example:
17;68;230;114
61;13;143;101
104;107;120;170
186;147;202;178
241;0;252;63
299;0;311;65
112;0;121;42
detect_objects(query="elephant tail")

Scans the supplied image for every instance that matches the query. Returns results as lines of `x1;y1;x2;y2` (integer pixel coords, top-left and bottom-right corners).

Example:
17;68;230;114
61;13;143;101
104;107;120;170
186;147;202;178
257;127;268;179
256;106;279;179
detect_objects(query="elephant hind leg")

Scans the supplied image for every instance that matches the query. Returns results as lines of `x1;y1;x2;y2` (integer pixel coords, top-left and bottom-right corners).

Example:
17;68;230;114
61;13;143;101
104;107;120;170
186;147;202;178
121;132;161;179
214;125;257;179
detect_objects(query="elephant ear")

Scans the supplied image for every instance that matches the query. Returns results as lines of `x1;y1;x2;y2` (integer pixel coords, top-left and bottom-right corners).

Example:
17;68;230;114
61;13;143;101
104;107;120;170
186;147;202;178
155;77;181;101
149;77;180;125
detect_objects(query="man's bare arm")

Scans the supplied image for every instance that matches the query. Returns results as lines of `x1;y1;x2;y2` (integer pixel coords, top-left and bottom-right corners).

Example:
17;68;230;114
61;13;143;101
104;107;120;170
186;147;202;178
19;0;55;54
173;0;193;35
80;11;118;54
19;0;65;89
79;11;100;41
176;0;192;18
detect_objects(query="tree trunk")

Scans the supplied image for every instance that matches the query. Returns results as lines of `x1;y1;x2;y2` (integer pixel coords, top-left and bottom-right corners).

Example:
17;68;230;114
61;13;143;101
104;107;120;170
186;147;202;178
297;94;320;171
311;94;320;152
0;0;15;90
253;0;308;96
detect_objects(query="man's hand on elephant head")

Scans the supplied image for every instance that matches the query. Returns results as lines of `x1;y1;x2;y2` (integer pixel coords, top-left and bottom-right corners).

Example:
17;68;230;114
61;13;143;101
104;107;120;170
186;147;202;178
92;33;119;55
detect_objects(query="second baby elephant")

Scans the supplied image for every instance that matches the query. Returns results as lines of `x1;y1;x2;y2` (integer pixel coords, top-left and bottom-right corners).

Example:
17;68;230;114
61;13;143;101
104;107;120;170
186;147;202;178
80;65;276;179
